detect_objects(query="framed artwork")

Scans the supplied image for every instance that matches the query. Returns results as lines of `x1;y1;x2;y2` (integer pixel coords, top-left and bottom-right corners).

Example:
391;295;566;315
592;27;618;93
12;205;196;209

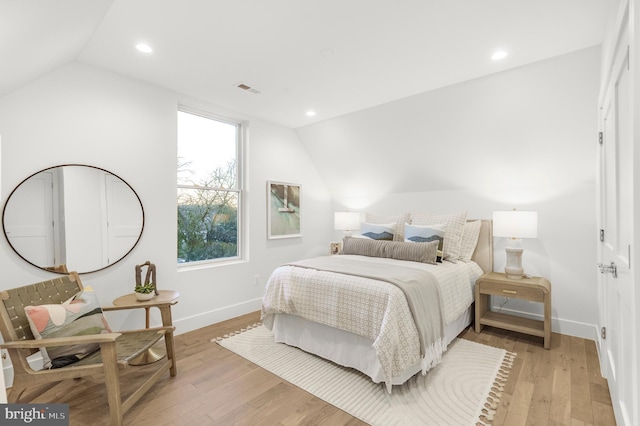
267;181;301;239
330;241;341;255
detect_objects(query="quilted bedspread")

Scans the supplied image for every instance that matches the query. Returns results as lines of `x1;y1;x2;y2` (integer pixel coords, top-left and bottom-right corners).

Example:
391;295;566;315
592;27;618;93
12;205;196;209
261;255;477;385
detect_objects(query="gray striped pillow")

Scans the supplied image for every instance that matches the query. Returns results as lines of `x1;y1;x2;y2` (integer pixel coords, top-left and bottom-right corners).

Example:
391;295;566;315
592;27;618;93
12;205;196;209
341;237;439;264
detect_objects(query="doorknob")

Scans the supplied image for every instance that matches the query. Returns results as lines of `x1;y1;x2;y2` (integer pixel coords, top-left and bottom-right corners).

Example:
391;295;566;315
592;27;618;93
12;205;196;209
598;261;617;278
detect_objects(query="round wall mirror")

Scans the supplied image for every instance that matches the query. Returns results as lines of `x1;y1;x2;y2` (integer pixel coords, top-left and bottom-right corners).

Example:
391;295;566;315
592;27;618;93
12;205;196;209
2;164;144;274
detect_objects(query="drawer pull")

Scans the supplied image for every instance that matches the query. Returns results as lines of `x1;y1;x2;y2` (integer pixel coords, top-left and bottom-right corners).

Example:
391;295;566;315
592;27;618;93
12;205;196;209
502;290;517;295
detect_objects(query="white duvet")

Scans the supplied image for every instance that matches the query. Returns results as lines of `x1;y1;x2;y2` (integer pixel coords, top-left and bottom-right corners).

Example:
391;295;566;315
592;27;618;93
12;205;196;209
261;255;482;386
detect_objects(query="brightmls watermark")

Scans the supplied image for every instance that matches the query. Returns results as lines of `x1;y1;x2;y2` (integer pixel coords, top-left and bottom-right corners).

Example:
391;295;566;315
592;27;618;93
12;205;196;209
1;404;68;425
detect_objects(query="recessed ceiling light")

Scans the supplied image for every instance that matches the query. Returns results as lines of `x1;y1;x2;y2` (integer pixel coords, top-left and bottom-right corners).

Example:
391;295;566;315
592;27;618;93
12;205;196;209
306;111;316;117
136;43;153;54
492;50;508;61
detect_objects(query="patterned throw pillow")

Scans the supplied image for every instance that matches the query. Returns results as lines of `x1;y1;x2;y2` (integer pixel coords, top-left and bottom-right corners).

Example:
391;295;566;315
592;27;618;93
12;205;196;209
404;223;446;262
459;220;482;262
410;211;468;262
365;212;410;241
359;222;396;241
25;286;111;369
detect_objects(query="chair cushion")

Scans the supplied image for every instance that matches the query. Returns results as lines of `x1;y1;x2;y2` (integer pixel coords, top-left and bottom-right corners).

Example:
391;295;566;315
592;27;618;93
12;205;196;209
25;286;111;369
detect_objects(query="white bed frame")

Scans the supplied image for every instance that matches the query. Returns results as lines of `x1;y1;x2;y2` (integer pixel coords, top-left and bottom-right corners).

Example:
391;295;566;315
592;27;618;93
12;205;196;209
270;220;493;387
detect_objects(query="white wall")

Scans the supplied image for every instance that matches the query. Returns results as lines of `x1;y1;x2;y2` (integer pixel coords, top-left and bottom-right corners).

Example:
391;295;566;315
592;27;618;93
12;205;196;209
0;62;332;342
0;45;602;384
297;47;601;339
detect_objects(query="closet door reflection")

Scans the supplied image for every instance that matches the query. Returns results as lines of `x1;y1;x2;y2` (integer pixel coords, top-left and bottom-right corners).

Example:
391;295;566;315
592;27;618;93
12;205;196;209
3;165;144;274
3;171;56;267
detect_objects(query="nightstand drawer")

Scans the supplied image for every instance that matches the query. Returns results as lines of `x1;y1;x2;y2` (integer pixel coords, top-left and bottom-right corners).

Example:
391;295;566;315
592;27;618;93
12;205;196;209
477;280;544;302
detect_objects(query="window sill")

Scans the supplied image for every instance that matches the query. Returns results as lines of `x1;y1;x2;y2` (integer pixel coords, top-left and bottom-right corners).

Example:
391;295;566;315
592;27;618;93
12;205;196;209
177;257;247;272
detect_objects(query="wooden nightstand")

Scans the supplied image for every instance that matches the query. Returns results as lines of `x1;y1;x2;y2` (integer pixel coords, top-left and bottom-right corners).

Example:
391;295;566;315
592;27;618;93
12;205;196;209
475;272;551;349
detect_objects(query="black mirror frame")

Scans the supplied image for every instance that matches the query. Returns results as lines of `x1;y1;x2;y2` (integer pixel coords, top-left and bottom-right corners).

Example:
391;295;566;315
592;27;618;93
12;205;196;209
2;164;145;274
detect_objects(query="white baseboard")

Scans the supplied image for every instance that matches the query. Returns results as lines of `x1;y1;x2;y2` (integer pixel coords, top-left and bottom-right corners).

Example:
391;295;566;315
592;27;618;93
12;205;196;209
492;305;599;342
172;297;262;336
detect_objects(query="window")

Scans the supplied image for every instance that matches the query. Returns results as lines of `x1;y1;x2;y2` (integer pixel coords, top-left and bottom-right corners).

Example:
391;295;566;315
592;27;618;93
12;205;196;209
177;108;242;265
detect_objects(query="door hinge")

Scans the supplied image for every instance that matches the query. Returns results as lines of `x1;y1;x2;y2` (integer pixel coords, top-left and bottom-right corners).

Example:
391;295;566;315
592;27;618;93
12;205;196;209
598;132;603;144
600;229;605;242
601;326;606;340
598;261;618;278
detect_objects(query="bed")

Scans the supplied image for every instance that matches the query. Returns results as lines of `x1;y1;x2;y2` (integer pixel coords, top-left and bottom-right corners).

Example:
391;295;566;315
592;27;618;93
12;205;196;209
261;218;493;392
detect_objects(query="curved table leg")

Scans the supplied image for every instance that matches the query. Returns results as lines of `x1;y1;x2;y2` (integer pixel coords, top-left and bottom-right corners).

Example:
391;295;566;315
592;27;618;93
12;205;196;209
130;306;167;366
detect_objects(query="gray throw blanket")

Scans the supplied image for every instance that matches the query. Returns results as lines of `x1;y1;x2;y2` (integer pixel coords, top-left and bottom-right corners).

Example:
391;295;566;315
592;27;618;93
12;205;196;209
287;256;444;356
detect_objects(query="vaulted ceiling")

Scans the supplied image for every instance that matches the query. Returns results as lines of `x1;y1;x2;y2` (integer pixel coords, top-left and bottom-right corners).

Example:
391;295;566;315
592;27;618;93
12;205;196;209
2;0;615;128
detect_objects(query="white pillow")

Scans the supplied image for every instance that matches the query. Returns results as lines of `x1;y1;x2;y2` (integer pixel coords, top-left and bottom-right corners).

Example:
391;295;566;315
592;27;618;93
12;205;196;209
404;223;446;262
410;211;467;262
359;222;396;241
459;220;482;262
365;212;410;241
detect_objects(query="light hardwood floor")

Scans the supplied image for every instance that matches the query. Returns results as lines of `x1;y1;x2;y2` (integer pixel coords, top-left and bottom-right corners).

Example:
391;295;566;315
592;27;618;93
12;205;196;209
29;311;616;425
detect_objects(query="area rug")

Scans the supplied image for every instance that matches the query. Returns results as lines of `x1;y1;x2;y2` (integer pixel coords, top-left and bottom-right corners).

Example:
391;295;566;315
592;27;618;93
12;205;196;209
214;325;515;426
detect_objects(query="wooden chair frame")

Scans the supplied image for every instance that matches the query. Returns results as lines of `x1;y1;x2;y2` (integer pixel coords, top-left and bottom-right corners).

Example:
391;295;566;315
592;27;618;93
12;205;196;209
0;272;177;426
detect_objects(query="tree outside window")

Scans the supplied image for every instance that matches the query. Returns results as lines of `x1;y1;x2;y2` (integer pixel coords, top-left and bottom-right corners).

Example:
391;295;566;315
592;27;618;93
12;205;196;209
177;110;241;264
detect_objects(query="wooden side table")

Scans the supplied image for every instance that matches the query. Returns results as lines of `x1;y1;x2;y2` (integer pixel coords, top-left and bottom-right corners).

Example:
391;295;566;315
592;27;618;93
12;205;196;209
475;272;551;349
108;290;179;368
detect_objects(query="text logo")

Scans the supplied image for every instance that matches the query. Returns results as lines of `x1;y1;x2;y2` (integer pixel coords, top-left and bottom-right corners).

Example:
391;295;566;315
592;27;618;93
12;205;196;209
1;404;68;425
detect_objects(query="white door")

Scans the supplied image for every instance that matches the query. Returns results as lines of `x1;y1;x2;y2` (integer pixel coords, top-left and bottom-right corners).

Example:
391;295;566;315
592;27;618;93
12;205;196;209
597;3;636;425
4;171;56;267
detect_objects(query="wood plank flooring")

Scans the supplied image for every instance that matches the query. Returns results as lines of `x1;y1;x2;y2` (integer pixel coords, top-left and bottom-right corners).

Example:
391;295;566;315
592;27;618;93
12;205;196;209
29;311;616;425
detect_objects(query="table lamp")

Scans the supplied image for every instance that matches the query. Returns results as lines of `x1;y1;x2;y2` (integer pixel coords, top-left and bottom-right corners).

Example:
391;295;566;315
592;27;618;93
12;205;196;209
334;211;360;237
493;209;538;279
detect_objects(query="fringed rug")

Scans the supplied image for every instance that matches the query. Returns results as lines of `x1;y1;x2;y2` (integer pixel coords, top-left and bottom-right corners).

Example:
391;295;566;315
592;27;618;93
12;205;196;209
214;325;515;426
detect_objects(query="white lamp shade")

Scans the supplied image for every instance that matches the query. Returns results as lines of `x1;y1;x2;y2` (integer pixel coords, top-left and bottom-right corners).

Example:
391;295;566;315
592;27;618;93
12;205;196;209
334;212;360;231
493;210;538;239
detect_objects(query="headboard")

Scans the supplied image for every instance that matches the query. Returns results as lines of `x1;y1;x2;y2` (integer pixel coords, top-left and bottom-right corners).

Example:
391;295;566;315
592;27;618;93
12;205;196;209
470;219;493;274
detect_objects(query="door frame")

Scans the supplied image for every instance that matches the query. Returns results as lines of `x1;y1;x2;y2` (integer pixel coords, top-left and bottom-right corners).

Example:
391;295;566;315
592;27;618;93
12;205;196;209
597;1;639;425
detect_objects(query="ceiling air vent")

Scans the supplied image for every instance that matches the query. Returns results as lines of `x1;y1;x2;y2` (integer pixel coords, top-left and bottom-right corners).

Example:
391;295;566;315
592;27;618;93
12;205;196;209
236;83;262;95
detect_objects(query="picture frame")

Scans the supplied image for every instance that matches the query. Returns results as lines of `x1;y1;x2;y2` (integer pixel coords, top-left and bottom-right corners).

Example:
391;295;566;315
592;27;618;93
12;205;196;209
330;241;341;255
267;181;301;239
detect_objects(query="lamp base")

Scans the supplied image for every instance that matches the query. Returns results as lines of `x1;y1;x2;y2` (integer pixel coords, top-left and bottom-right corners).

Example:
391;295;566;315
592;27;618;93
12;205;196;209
504;247;524;279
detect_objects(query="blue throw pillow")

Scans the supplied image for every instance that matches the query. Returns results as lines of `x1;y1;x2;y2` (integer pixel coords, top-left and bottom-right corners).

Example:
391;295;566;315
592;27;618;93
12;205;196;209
359;222;396;241
405;223;446;261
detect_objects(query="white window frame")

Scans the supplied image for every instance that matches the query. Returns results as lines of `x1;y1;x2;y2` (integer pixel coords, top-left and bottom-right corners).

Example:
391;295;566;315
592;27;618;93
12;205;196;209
177;105;245;268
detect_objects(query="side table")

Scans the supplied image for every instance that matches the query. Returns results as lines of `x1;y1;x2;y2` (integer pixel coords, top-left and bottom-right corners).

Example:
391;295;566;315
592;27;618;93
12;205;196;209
110;290;179;367
475;272;551;349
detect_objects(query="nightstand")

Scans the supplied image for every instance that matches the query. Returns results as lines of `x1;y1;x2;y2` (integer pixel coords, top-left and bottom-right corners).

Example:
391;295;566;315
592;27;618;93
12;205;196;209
475;272;551;349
